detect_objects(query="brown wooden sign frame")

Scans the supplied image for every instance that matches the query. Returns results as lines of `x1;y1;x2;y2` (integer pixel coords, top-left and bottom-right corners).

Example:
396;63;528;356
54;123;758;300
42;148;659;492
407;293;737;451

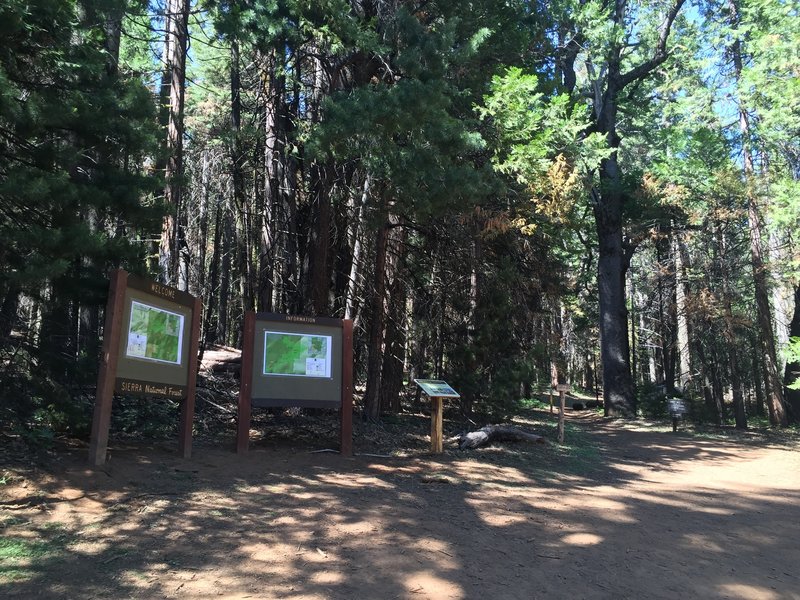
88;269;201;466
237;311;353;456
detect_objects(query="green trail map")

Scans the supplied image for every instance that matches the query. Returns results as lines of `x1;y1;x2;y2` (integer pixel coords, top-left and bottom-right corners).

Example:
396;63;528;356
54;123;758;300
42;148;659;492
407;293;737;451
126;301;184;364
263;332;331;377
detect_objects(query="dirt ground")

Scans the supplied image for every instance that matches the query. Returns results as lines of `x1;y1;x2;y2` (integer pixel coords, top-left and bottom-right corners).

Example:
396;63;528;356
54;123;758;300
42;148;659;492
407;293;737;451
2;411;800;600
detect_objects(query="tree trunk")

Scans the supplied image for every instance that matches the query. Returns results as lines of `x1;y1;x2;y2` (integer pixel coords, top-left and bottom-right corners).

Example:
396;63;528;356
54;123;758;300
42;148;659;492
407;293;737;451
344;175;370;320
595;169;636;416
305;163;334;316
203;198;224;347
364;207;390;421
784;285;800;423
159;0;190;286
230;38;254;316
674;232;692;392
379;218;408;413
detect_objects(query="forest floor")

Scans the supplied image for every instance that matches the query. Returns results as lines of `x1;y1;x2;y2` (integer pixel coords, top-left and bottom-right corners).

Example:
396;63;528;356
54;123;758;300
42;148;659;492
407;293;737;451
2;404;800;600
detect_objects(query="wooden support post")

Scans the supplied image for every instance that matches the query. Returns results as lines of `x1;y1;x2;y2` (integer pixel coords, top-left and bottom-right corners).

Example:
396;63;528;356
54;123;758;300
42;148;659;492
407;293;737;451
431;396;443;453
89;269;128;467
558;390;566;444
178;295;202;459
237;310;255;454
340;319;354;456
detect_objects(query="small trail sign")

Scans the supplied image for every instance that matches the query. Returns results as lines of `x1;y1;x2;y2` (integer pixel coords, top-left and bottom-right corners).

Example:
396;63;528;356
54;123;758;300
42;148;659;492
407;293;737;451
414;379;460;454
414;379;460;398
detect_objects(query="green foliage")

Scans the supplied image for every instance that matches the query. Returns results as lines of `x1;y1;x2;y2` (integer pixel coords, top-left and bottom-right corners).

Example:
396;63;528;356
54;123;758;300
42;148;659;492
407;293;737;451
786;338;800;390
0;0;162;434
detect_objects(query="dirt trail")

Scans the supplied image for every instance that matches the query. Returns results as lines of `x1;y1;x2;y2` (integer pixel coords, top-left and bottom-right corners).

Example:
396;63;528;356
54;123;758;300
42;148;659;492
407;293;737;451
2;413;799;599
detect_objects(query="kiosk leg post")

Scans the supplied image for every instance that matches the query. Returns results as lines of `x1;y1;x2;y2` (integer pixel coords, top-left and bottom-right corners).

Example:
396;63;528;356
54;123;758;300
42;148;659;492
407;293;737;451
89;269;127;467
237;311;255;454
340;319;354;456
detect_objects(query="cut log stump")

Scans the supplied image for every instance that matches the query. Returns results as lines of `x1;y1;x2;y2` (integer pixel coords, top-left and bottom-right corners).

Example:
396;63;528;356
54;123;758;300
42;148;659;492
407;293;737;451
457;425;547;450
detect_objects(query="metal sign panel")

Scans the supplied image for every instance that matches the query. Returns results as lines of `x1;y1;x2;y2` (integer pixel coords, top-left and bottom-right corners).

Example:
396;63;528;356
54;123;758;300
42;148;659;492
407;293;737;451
414;379;460;398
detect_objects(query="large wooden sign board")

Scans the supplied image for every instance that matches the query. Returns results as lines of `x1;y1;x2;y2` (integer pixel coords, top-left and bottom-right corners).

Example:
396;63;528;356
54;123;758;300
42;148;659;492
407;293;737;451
89;269;201;466
237;312;353;456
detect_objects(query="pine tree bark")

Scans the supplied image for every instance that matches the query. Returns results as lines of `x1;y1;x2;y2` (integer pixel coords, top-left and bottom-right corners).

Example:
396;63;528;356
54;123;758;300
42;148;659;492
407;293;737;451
364;206;390;421
673;232;692;392
159;0;190;286
784;285;800;423
379;217;408;413
230;37;254;314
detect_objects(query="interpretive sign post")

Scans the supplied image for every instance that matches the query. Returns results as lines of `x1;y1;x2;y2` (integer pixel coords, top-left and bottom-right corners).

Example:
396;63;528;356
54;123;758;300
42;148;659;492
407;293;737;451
668;398;689;433
413;379;460;454
237;312;353;456
555;383;569;444
89;269;201;466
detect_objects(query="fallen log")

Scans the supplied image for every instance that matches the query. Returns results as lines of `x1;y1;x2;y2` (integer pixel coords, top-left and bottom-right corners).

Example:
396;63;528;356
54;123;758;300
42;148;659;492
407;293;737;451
457;425;547;450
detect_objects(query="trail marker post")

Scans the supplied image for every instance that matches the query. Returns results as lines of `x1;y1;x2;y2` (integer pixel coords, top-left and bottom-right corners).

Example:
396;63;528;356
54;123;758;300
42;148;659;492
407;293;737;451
556;383;569;444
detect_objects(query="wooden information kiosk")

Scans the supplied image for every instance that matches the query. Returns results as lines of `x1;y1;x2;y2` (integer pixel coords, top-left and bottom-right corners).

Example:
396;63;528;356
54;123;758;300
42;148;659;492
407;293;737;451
237;312;353;456
89;269;201;466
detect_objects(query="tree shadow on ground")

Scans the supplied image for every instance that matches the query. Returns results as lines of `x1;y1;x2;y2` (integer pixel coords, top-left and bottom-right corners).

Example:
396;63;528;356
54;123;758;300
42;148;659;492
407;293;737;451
2;413;799;599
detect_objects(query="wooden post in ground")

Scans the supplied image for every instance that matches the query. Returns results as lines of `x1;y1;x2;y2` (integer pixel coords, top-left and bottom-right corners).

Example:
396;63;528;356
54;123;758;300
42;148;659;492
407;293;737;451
340;319;354;456
431;396;443;453
558;389;566;444
178;295;202;459
89;269;128;467
237;310;255;454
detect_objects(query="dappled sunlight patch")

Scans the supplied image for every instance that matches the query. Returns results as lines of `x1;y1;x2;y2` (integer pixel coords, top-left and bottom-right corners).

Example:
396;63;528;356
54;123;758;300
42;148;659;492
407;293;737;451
561;532;603;546
682;533;724;552
478;511;529;527
310;569;343;584
366;463;425;475
403;569;463;598
717;583;782;600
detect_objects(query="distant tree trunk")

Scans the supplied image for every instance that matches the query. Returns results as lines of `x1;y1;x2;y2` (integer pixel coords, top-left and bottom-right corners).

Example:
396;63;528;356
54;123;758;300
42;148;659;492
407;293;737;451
306;163;334;316
380;218;408;413
159;0;190;286
195;150;211;299
784;285;800;423
218;207;232;345
229;37;254;315
364;205;390;421
695;341;723;425
719;221;747;429
674;232;692;392
654;237;668;385
203;198;224;347
0;285;19;341
344;175;370;320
